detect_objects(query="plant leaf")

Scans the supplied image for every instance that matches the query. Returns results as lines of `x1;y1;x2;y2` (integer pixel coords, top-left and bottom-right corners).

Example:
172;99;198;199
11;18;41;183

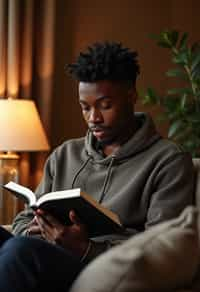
178;32;188;50
143;88;159;104
168;120;184;138
172;51;188;65
143;29;200;157
167;87;192;95
191;53;200;73
166;68;187;79
191;65;200;79
149;32;172;48
157;41;172;48
180;94;187;109
169;30;179;47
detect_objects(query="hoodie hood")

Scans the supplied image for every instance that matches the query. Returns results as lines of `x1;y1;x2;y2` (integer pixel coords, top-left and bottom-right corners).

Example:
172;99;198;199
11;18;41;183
85;112;161;165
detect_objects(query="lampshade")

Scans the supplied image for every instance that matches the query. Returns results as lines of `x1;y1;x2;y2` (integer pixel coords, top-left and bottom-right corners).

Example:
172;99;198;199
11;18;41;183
0;99;50;151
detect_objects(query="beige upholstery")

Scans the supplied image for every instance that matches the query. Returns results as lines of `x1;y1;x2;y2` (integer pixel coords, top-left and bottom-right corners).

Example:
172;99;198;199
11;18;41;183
193;158;200;208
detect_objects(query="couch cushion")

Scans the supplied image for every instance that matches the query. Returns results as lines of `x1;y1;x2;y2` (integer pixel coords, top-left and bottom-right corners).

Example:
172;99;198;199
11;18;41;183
193;158;200;208
70;206;200;292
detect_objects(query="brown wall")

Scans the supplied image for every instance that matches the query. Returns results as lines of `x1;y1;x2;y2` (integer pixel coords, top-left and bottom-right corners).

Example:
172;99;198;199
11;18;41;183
51;0;200;148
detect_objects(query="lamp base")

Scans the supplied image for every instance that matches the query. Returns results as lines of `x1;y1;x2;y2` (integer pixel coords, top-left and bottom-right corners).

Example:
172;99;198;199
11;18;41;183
0;153;19;224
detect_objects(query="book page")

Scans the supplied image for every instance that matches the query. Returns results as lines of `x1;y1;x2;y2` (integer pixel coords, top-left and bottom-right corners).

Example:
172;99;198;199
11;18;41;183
4;181;36;206
36;188;81;207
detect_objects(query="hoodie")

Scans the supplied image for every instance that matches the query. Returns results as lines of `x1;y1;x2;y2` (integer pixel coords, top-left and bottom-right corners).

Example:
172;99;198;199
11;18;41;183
12;113;195;262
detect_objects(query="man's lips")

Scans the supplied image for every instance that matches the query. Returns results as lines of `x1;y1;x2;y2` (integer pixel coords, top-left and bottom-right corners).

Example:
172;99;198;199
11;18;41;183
90;127;107;138
90;126;106;132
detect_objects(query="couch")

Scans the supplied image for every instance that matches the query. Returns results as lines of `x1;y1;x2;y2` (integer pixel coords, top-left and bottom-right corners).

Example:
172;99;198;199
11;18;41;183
68;159;200;292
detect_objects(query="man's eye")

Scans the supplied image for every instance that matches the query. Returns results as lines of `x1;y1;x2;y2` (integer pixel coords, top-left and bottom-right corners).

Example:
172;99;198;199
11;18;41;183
100;102;112;110
81;106;90;111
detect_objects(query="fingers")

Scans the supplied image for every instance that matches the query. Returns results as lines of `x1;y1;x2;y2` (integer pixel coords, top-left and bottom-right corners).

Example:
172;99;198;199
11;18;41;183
36;209;82;227
26;216;42;236
35;210;65;243
35;215;55;242
69;210;82;225
36;209;60;226
27;225;41;235
33;209;85;245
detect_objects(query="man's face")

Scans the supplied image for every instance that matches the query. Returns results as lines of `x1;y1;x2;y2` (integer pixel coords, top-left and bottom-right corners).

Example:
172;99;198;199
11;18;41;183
78;80;137;144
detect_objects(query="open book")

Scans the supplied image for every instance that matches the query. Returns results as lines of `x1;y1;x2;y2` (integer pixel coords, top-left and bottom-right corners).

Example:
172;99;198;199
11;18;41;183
3;181;124;237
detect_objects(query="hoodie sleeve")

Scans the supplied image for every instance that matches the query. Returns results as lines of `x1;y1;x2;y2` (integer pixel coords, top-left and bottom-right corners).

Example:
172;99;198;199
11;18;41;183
12;154;54;235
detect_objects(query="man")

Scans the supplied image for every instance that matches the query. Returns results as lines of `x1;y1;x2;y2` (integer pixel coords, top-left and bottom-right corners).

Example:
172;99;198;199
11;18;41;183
0;42;195;291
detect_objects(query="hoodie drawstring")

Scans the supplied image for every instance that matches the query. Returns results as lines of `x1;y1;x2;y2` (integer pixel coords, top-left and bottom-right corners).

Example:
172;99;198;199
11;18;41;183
71;156;92;188
98;156;115;203
71;155;116;204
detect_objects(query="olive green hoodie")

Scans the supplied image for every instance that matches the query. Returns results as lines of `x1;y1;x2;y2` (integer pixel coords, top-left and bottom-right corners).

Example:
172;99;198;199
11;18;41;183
12;113;195;262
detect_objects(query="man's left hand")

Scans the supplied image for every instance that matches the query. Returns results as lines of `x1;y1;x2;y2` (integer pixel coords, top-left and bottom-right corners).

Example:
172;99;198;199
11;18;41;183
35;209;90;258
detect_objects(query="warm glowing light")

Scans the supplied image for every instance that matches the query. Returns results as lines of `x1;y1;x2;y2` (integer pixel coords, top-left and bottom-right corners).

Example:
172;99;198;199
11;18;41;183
0;99;50;151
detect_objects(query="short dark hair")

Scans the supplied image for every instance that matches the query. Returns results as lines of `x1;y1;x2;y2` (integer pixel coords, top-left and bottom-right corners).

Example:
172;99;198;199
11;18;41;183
66;42;140;85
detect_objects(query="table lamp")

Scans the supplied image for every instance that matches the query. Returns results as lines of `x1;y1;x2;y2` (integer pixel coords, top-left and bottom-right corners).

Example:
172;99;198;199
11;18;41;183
0;99;50;224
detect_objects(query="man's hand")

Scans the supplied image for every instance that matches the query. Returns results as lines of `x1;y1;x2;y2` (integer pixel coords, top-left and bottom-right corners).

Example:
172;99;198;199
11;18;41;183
26;216;43;237
35;209;90;258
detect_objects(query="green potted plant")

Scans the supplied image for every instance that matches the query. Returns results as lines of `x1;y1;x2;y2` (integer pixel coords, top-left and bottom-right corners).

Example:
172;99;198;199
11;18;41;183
142;30;200;157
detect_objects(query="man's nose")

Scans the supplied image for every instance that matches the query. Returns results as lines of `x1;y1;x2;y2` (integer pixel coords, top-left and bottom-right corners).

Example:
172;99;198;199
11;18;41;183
88;108;102;123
